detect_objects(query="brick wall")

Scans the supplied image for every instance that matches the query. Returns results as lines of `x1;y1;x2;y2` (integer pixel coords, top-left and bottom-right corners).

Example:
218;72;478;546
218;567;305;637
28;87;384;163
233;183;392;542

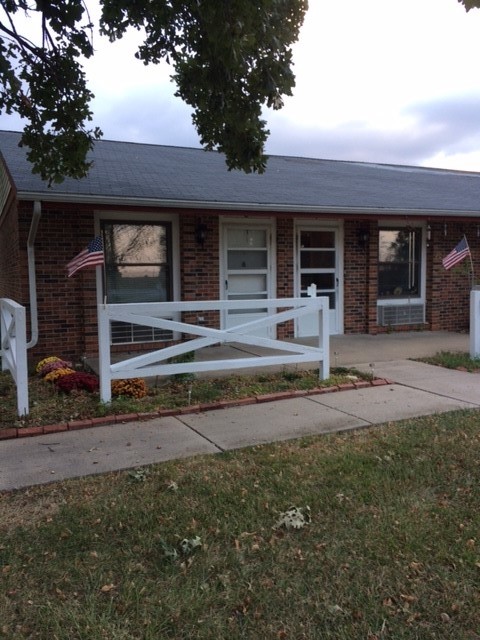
0;199;22;301
344;220;371;333
17;203;98;363
428;221;477;332
363;220;477;335
180;213;220;330
276;217;294;339
7;202;478;365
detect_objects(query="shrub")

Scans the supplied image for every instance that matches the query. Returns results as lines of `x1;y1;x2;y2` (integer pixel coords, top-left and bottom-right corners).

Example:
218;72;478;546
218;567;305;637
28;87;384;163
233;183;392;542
111;378;148;399
43;367;75;383
38;359;73;377
55;372;99;394
35;356;61;374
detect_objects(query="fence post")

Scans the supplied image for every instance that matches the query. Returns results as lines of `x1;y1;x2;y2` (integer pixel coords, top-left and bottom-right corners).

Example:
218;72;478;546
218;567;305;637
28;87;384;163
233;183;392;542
15;305;29;415
0;299;29;416
308;286;329;379
318;297;330;380
97;304;112;403
470;289;480;358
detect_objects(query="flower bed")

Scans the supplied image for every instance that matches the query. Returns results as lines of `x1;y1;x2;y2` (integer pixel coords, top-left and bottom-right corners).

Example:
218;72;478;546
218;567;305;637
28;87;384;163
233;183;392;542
35;355;147;399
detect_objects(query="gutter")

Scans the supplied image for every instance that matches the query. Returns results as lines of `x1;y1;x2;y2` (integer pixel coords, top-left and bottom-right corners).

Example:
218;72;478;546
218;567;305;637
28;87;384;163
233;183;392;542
14;191;480;218
26;200;41;349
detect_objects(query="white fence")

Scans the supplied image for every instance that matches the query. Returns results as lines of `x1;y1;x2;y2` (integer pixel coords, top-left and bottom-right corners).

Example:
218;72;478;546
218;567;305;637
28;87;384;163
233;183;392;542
97;297;330;403
0;298;29;415
470;289;480;358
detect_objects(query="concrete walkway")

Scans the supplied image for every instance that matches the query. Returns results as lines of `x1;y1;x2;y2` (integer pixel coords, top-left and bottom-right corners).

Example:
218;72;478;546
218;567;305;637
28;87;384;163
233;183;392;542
1;331;478;492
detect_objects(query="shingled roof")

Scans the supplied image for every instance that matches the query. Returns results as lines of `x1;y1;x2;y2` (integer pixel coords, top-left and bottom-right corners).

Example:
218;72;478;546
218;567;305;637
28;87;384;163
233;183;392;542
2;129;480;217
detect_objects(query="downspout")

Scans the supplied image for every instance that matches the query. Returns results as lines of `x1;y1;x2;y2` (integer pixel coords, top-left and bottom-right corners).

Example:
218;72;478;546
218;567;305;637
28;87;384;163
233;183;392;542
26;200;41;349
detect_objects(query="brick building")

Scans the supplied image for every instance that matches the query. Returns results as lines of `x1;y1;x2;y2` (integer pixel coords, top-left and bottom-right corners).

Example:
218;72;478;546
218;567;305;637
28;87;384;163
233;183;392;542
1;130;480;363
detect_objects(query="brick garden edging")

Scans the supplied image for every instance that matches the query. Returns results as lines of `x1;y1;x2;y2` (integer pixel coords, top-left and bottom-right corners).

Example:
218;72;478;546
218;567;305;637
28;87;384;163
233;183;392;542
0;377;394;441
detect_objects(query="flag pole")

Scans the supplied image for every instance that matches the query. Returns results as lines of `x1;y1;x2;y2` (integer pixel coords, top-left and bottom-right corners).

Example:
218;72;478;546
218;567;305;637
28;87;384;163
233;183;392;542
465;235;475;288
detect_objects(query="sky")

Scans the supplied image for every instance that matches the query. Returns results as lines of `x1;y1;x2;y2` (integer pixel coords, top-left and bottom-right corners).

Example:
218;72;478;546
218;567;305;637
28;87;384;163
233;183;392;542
2;0;480;171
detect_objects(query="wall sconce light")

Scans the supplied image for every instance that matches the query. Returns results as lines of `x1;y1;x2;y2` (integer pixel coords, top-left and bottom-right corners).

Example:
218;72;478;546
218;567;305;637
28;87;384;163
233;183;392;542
195;221;208;247
357;227;370;248
427;225;431;241
444;223;447;237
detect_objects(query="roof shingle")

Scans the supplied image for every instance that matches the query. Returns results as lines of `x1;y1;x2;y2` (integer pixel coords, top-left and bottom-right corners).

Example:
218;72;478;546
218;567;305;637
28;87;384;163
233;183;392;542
2;129;480;215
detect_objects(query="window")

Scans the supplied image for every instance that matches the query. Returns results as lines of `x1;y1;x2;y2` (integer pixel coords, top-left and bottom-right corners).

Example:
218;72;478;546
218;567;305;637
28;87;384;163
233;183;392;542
101;221;173;343
378;228;422;299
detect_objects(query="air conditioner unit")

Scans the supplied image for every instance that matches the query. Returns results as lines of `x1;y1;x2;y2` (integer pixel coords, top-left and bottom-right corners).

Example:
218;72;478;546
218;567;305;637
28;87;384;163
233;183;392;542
378;304;425;326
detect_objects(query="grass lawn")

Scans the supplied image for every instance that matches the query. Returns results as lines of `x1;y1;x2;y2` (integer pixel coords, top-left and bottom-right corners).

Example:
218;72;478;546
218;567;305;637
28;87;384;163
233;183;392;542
1;410;480;639
417;351;480;372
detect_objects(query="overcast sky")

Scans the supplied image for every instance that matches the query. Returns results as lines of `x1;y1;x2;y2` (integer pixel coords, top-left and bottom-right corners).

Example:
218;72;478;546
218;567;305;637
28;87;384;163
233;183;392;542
2;0;480;171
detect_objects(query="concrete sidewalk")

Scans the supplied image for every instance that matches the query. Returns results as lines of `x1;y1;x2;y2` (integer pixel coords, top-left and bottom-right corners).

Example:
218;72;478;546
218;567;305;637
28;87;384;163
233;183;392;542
1;331;478;492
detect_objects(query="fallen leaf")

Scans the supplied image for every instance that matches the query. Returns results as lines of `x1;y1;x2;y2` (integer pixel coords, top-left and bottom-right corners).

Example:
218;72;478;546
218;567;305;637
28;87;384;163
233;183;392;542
400;594;417;603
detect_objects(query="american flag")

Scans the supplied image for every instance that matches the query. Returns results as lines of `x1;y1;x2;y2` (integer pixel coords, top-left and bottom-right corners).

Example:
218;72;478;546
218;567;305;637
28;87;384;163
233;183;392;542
67;236;104;277
442;236;470;270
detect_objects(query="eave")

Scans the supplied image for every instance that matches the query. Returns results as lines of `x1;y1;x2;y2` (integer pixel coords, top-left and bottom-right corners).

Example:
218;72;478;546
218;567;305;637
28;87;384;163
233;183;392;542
14;191;480;219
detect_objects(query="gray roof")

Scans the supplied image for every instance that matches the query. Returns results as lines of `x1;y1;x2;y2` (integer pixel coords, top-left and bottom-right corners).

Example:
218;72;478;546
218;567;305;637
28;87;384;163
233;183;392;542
2;129;480;217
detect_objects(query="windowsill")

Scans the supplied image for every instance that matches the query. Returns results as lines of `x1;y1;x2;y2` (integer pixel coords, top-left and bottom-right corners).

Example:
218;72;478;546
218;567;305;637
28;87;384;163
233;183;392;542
377;298;424;306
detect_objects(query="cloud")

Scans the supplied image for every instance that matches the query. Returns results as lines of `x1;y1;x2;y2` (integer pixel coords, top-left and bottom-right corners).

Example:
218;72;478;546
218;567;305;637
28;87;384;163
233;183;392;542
405;94;480;154
92;85;201;148
3;73;480;175
264;93;480;170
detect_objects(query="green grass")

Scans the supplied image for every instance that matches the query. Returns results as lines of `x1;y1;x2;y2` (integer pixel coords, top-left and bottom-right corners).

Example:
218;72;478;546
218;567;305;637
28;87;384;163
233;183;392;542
1;411;480;638
416;350;480;372
0;366;369;430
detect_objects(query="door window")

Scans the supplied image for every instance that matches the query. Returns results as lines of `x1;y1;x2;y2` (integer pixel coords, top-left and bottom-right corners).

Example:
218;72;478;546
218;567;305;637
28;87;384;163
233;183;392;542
299;230;336;308
224;225;271;328
296;227;340;337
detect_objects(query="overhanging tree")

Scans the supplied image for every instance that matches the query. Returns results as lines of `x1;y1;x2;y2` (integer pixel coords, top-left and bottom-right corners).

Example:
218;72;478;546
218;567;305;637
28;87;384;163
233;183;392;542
460;0;480;9
0;0;307;184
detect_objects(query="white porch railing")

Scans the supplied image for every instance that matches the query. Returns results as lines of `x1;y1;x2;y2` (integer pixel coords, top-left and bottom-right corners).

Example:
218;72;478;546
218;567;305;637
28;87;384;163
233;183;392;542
97;297;330;403
0;298;29;415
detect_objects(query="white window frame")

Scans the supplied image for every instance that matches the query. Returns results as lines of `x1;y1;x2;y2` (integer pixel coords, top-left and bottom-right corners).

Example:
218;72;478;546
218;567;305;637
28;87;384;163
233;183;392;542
377;220;427;309
94;211;180;344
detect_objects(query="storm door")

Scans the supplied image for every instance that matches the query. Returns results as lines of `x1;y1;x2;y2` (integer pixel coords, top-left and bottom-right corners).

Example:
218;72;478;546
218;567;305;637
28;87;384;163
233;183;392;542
296;226;342;336
221;224;274;337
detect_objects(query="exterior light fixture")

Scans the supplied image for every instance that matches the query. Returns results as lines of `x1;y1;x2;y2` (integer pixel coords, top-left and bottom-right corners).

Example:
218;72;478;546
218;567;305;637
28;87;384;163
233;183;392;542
195;221;208;246
357;227;370;248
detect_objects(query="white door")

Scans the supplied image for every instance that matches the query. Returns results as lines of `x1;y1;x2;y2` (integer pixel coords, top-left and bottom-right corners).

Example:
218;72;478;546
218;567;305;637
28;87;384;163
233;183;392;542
222;224;274;337
296;226;342;336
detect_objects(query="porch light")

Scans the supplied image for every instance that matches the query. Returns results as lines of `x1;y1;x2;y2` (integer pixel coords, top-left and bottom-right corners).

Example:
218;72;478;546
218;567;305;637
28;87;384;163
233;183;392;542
357;227;370;248
427;225;431;241
195;221;208;246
